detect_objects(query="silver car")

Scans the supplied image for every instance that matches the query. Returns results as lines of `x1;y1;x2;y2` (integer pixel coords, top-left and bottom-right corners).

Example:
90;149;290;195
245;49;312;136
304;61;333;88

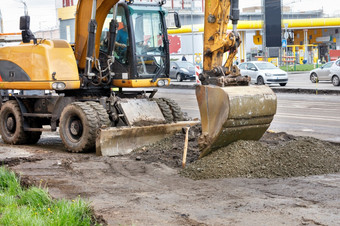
169;61;196;82
330;59;340;86
239;61;288;86
309;61;334;83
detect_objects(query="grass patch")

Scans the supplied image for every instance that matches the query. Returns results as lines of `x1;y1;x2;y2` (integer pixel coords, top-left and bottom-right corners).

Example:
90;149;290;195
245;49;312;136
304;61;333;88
0;166;99;225
279;64;321;72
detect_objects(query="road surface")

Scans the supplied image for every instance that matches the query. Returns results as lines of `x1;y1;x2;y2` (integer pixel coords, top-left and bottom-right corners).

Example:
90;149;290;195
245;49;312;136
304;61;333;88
155;88;340;143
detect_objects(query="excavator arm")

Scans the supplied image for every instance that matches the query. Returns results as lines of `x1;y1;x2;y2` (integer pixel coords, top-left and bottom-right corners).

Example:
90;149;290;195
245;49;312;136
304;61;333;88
196;0;277;157
201;0;249;86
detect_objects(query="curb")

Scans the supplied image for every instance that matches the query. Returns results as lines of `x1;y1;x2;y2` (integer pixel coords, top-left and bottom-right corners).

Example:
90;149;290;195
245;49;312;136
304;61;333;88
271;88;340;95
166;84;340;95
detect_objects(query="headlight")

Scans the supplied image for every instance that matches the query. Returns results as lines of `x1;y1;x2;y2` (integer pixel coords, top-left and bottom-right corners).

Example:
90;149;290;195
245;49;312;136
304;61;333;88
52;82;66;90
265;73;272;77
157;79;165;87
164;79;169;86
181;68;189;73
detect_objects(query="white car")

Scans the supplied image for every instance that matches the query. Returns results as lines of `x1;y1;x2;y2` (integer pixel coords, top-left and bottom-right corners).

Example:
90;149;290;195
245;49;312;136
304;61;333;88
239;61;288;86
309;61;334;83
329;59;340;86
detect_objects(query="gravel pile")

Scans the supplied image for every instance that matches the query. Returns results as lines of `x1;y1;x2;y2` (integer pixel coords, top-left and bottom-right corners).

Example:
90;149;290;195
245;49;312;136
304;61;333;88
130;125;340;179
181;137;340;179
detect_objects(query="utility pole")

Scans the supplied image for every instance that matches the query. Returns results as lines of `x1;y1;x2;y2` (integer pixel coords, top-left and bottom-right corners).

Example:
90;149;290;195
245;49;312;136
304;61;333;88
0;10;3;33
191;0;195;64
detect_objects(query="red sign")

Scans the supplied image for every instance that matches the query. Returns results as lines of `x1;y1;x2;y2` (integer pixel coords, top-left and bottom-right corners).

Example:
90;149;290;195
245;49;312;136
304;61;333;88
168;35;181;54
63;0;74;7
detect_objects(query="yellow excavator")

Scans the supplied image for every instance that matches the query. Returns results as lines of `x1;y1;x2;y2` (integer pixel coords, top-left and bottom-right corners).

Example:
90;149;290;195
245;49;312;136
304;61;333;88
0;0;276;157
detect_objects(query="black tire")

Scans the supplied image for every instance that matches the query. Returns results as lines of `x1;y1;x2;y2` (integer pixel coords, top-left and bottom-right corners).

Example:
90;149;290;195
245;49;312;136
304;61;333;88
332;75;340;86
86;101;111;128
59;102;99;153
279;83;287;87
161;98;185;122
0;100;28;144
176;73;183;82
257;76;265;85
153;98;174;123
310;73;318;83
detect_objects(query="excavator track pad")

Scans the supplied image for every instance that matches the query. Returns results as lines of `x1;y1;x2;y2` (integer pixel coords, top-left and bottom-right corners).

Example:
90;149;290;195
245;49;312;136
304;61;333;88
196;85;277;158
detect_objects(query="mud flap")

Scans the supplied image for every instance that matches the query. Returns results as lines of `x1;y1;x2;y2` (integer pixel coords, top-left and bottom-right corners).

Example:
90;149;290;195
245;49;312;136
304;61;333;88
96;121;199;156
196;85;277;158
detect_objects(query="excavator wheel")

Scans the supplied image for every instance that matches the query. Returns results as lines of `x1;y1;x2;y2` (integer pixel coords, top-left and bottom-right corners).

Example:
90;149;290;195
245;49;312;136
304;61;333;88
86;101;111;128
59;102;99;153
0;100;28;144
153;98;174;123
160;98;185;122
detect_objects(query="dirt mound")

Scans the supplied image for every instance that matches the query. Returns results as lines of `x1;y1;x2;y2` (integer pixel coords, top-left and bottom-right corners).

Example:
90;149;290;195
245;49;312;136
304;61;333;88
181;137;340;179
130;125;340;179
129;125;201;168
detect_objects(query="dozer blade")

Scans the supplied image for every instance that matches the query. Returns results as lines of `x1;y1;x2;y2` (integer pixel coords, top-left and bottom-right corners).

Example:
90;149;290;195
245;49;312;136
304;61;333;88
96;121;199;156
196;85;277;158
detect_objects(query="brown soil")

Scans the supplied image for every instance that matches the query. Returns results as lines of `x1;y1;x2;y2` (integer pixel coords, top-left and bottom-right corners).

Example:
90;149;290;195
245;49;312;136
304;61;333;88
129;125;340;180
129;124;201;168
1;128;340;225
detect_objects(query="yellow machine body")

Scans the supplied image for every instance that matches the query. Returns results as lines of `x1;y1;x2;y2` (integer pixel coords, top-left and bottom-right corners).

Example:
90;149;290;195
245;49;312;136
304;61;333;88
0;40;80;90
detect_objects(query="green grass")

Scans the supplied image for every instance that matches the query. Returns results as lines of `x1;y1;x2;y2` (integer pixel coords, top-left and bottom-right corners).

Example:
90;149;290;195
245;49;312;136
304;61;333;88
0;166;98;225
279;64;321;72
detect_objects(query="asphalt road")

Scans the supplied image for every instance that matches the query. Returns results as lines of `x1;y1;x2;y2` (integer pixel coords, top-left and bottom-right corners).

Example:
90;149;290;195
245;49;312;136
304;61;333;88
155;86;340;143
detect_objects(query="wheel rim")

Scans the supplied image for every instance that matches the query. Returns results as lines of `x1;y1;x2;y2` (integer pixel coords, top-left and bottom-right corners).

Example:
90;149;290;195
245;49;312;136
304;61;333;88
258;77;263;85
177;74;181;82
333;76;339;86
311;73;317;82
4;113;16;136
66;116;83;142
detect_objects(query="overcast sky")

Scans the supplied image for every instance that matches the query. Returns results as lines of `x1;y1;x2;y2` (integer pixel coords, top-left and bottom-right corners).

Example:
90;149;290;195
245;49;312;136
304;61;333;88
0;0;339;33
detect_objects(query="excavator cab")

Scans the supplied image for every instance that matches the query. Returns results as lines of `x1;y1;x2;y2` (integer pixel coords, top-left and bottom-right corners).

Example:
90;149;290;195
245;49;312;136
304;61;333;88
75;1;178;89
99;3;169;86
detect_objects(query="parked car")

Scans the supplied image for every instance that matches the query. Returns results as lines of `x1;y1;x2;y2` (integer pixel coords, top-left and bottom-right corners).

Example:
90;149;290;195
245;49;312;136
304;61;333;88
309;61;334;83
170;61;196;82
239;61;288;86
329;59;340;86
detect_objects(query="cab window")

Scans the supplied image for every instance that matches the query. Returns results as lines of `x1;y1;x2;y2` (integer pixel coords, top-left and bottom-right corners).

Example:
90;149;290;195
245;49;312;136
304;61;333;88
99;6;129;65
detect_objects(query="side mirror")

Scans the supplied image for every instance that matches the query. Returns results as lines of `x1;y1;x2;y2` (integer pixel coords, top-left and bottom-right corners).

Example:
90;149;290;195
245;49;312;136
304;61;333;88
20;16;30;30
166;12;181;29
249;67;256;71
174;12;181;28
173;66;177;69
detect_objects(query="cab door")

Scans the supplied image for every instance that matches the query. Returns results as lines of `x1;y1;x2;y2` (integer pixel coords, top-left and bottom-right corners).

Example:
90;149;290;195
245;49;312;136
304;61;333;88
246;63;258;83
318;61;332;80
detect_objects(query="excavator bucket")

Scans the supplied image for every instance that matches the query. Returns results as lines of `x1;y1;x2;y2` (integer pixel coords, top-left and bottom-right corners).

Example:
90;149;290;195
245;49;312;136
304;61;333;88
196;85;277;158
